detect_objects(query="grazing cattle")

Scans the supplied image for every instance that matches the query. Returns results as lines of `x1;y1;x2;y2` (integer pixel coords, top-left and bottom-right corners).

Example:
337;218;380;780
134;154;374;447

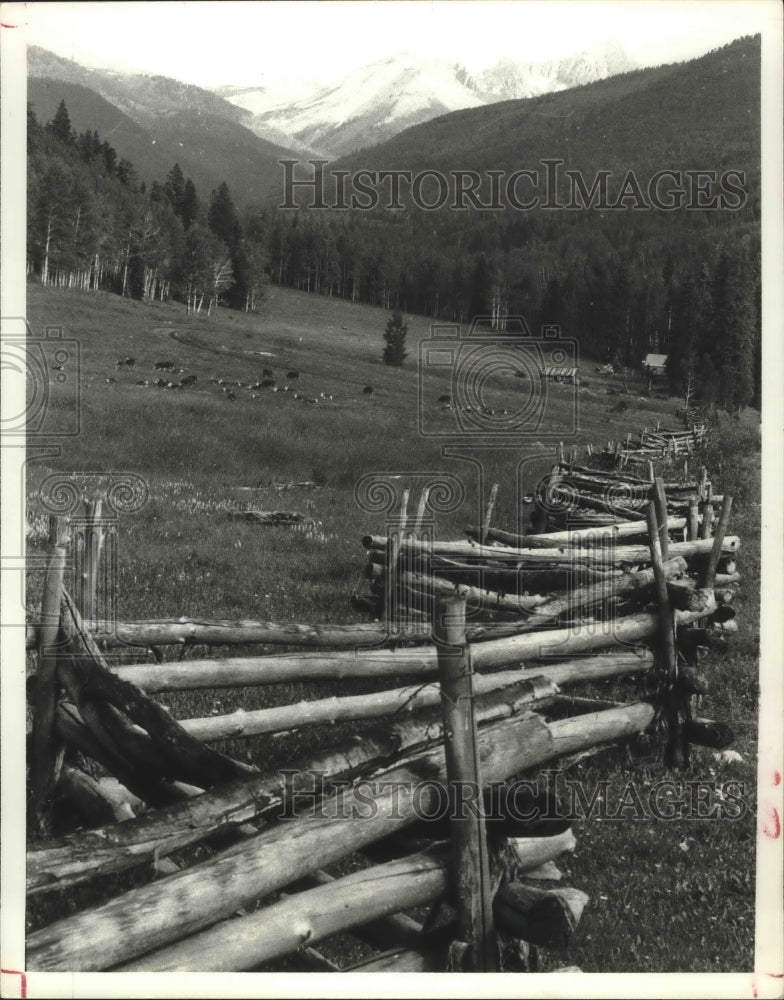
363;386;374;395
154;378;167;387
260;379;275;389
262;368;273;378
165;382;182;390
105;377;118;384
225;390;236;401
180;375;197;386
287;370;299;381
154;361;173;371
135;379;149;386
438;394;452;405
116;357;135;368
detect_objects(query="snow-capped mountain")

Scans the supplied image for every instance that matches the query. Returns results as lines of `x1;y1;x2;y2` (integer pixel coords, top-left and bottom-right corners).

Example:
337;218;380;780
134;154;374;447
478;41;637;99
236;51;488;158
220;42;637;158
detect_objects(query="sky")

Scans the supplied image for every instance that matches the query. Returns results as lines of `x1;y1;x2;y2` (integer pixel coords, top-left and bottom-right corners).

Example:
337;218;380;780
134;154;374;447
8;0;778;89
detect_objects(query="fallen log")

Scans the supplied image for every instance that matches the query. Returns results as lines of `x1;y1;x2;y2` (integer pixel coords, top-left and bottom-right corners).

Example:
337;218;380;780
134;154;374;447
111;601;715;692
28;702;655;970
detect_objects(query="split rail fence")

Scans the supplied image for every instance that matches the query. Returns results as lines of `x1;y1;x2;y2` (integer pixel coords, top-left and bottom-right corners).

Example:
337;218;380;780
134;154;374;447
24;456;740;973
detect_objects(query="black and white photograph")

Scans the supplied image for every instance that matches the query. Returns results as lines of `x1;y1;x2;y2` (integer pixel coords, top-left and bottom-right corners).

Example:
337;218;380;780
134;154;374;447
1;1;782;995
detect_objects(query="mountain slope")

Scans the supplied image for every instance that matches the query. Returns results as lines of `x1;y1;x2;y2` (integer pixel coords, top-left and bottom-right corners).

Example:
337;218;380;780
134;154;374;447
27;50;298;207
28;45;249;124
325;38;758;183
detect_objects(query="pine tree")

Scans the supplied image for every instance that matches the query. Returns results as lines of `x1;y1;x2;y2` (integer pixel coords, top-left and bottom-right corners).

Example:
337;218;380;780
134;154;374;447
383;309;408;366
48;99;74;145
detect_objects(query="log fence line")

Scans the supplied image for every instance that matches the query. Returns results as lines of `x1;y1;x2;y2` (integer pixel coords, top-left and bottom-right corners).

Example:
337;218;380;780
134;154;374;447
25;457;740;973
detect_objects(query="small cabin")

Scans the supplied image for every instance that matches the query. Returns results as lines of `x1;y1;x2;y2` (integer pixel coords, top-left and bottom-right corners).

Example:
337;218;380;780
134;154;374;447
642;353;668;377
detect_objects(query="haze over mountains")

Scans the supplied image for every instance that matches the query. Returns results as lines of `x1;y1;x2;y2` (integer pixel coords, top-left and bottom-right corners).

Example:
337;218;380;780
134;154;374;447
218;41;637;157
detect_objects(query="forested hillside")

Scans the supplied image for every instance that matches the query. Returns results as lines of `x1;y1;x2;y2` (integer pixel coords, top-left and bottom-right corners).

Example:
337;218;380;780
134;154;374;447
261;36;761;410
25;37;761;411
27;101;267;312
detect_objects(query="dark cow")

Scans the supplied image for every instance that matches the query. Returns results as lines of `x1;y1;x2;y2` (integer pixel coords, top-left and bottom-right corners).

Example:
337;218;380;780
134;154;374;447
105;377;118;384
260;379;276;389
287;370;300;381
116;357;136;368
154;361;174;371
262;368;274;378
438;394;452;405
180;375;197;386
363;386;374;395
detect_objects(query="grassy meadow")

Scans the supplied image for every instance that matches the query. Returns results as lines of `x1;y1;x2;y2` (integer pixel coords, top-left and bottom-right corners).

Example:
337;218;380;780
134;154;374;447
23;280;761;972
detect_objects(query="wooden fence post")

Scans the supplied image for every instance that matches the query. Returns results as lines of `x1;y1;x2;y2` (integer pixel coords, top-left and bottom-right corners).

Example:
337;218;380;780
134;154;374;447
480;483;499;546
653;477;669;560
433;594;496;972
386;489;410;633
31;516;70;829
83;499;104;625
646;500;686;769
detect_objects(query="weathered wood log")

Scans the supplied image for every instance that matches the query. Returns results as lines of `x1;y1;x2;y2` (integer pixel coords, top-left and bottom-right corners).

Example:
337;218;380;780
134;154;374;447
398;570;548;612
31;650;623;894
434;595;496;971
111;601;714;693
122;826;577;973
54;702;191;810
493;882;588;950
27;618;431;651
647;501;685;769
26;668;565;893
121;847;449;971
701;496;733;590
653;477;669;559
501;557;688;635
666;580;713;614
31;517;70;829
551;485;646;521
179;651;654;742
290;869;426;953
55;766;135;827
370;549;624;587
58;591;254;788
465;518;690;549
27;702;654;970
362;535;739;566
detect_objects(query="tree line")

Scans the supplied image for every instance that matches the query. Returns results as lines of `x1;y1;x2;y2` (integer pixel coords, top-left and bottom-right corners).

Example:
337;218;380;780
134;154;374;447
27;100;267;314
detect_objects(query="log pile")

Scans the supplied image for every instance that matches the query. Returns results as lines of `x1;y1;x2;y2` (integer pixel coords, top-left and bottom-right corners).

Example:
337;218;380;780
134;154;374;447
23;457;740;973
